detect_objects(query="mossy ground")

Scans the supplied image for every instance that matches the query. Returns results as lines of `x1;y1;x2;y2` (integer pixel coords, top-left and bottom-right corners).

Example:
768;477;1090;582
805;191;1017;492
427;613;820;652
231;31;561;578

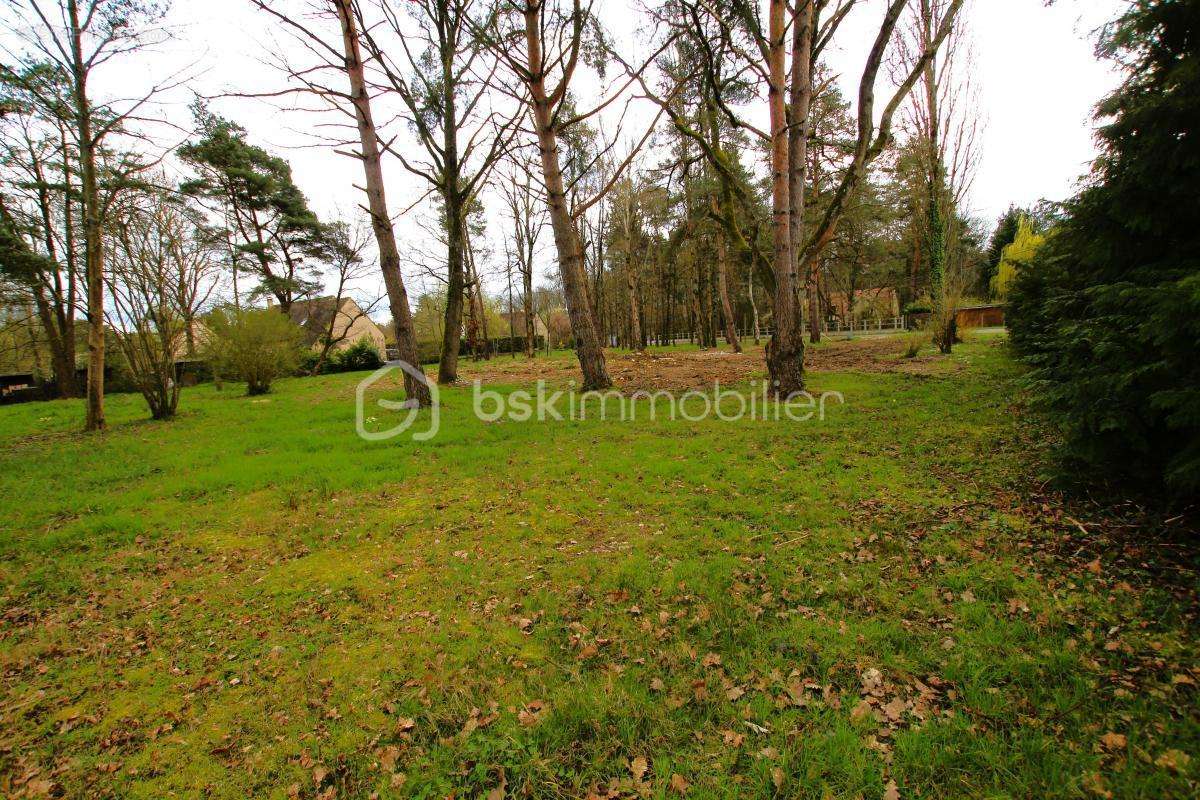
0;335;1195;798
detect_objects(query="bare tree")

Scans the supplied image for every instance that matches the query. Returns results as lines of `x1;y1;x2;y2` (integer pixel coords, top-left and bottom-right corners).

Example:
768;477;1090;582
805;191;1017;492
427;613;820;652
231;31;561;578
105;189;220;420
498;157;548;358
892;0;979;353
644;0;962;393
2;0;180;430
301;218;382;375
479;0;681;390
243;0;433;405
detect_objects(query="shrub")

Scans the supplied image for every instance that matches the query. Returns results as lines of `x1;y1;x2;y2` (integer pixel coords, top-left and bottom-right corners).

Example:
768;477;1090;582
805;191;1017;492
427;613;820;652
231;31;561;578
903;302;932;316
1007;0;1200;500
297;349;322;376
328;339;384;373
202;306;303;395
902;333;929;359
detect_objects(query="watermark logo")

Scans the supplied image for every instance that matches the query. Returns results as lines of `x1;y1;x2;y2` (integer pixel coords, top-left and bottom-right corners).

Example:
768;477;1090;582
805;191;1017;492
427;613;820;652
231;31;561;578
474;380;844;424
357;365;844;442
356;361;440;441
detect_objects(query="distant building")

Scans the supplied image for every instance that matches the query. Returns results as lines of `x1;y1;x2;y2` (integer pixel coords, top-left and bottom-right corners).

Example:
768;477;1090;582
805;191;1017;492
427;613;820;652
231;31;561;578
288;297;386;355
955;304;1006;329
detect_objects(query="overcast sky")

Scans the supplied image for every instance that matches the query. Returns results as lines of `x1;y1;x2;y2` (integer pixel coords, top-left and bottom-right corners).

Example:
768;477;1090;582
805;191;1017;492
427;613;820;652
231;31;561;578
5;0;1129;299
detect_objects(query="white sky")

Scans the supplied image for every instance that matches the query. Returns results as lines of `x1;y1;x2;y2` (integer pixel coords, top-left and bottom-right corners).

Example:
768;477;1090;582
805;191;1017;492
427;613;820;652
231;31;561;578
5;0;1126;300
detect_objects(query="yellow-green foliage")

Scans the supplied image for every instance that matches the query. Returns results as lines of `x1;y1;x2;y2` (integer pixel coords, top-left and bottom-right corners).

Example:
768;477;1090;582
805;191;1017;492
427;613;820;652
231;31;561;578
991;217;1045;299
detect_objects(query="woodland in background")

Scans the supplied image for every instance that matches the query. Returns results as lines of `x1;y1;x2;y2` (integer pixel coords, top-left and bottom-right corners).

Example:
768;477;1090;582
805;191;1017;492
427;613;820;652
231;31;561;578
0;0;995;418
4;0;1194;507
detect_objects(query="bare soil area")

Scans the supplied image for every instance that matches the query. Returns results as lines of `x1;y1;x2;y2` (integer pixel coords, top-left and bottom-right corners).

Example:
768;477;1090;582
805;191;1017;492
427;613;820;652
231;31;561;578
460;335;962;391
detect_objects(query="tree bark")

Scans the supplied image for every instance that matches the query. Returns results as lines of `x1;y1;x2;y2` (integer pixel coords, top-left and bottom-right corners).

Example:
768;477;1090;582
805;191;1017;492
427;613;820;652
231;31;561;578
715;235;741;352
336;0;430;405
523;5;611;390
788;0;820;349
626;254;643;352
764;0;803;396
68;0;105;431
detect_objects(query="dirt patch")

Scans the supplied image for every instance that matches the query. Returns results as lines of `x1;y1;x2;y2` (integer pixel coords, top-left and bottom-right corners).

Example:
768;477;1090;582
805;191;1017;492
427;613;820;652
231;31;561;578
460;336;958;391
807;336;957;376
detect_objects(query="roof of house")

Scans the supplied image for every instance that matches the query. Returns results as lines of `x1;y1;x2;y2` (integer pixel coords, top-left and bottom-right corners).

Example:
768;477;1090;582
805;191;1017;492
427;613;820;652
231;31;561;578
287;296;368;347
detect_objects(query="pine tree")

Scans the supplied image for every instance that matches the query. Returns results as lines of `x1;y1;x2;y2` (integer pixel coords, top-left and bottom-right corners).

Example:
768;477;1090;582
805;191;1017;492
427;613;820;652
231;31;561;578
1008;0;1200;498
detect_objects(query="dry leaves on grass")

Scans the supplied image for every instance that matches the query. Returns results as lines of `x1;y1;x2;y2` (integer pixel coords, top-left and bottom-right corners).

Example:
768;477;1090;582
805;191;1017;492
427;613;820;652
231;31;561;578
518;700;550;727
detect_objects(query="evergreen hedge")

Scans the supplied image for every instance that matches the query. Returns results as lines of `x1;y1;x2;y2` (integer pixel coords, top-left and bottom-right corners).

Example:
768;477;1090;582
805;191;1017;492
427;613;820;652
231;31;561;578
1007;0;1200;499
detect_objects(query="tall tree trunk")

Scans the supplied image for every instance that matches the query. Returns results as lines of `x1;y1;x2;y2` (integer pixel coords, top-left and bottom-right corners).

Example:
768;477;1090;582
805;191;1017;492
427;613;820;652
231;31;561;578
335;0;430;405
435;23;466;382
31;158;79;397
921;0;952;354
68;0;105;431
522;264;535;358
523;7;611;390
626;253;643;352
439;196;467;381
764;0;803;395
715;236;741;352
788;0;820;347
748;266;760;345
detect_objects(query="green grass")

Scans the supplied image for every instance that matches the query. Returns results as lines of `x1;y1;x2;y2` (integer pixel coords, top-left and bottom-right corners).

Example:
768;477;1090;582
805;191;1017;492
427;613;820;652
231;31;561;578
0;337;1196;799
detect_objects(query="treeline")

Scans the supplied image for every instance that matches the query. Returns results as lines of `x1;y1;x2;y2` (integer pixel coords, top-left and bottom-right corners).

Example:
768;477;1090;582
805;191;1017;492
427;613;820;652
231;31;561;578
3;0;1004;429
1006;0;1200;501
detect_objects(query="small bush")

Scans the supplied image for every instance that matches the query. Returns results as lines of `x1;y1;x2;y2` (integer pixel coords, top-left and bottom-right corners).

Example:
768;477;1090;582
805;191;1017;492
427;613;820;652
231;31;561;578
903;302;932;316
202;306;303;395
329;339;384;373
902;333;929;359
297;350;322;376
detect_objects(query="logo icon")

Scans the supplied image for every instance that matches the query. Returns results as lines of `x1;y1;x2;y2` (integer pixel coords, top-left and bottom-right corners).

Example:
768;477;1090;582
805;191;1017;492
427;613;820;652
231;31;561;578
355;361;439;441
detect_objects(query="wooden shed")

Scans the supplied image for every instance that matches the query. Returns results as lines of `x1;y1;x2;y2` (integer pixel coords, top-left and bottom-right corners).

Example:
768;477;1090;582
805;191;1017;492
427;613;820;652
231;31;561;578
955;304;1006;329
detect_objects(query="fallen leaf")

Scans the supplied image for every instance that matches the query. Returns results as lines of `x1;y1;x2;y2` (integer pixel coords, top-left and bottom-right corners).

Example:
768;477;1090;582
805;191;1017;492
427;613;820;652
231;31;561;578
881;697;907;722
670;773;690;794
23;778;56;798
377;745;401;772
518;700;549;727
883;779;900;800
850;699;874;722
630;756;649;782
1155;749;1191;772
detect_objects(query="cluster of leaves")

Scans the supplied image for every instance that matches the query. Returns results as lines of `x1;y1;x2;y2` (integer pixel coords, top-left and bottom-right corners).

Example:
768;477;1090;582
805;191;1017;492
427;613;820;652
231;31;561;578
1007;0;1200;499
179;104;328;307
299;339;384;375
202;305;302;395
991;216;1045;299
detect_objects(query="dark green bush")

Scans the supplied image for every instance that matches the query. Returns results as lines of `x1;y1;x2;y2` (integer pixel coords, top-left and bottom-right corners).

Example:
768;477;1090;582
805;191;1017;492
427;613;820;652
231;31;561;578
297;350;322;375
1007;0;1200;499
329;340;384;373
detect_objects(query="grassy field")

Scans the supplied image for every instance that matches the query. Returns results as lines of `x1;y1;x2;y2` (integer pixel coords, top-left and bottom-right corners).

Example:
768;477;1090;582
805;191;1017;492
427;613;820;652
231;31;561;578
0;336;1196;799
